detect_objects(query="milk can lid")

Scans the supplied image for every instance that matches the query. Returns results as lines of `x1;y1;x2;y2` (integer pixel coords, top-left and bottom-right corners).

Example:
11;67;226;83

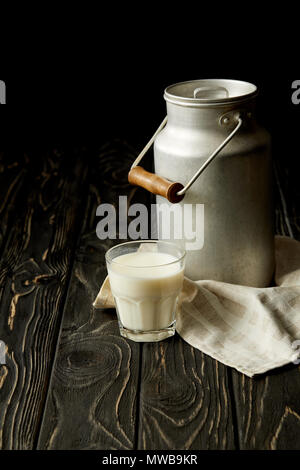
164;79;257;107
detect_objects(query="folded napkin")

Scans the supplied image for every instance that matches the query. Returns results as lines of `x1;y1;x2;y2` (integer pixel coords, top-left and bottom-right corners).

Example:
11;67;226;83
93;236;300;377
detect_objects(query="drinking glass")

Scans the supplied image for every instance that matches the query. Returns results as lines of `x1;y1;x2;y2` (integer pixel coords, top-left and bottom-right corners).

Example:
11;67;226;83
105;240;186;342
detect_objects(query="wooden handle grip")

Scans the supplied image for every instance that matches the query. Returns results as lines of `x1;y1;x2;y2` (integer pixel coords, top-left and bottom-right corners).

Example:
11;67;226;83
128;166;184;203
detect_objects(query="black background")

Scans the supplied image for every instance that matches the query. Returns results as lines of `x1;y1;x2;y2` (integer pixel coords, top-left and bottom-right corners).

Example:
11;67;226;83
0;20;299;174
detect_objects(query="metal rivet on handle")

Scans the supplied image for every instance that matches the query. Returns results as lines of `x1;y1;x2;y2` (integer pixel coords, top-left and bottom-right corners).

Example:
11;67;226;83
220;114;232;126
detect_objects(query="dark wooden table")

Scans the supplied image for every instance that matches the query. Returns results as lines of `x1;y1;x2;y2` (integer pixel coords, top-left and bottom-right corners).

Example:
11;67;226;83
0;142;299;451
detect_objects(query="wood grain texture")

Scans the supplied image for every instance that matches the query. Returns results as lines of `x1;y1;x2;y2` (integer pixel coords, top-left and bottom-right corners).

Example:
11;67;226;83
38;313;140;450
232;366;300;449
0;148;88;449
37;141;142;450
231;158;300;450
138;337;236;450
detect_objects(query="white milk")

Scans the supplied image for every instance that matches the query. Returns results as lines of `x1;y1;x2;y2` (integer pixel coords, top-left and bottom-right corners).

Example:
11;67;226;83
107;251;184;331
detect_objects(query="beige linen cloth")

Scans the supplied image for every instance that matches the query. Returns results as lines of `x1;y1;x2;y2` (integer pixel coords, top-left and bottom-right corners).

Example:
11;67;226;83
93;236;300;377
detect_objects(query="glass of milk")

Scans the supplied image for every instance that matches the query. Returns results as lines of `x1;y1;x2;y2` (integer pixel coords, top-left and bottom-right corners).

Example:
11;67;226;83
105;240;185;342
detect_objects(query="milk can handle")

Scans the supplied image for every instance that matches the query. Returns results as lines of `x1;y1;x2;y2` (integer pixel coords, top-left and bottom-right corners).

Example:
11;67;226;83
128;114;243;203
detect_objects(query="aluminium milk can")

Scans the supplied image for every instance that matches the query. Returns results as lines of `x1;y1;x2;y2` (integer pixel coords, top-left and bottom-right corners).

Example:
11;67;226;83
128;79;275;287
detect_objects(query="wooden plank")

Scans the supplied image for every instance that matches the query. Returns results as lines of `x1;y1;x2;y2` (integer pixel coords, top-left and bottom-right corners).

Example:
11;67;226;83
37;140;143;450
138;336;236;450
0;147;88;449
231;158;300;450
